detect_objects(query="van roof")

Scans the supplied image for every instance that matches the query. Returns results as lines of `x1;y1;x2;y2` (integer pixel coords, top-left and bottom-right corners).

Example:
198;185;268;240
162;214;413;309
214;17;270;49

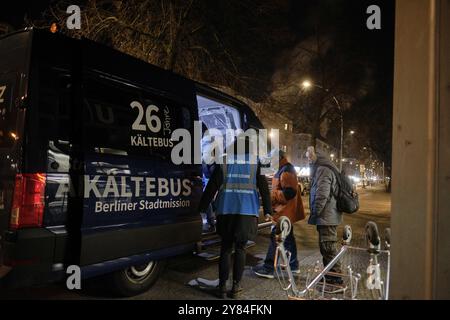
1;28;262;126
1;28;195;106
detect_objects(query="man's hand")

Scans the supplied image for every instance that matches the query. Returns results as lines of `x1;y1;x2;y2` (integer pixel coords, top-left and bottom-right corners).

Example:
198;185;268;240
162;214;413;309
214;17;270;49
265;214;273;223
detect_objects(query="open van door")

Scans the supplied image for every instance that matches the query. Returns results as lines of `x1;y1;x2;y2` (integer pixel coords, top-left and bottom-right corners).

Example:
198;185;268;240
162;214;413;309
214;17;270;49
195;84;272;234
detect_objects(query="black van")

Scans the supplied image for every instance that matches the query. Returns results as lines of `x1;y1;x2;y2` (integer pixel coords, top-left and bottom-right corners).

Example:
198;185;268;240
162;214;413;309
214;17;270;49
0;29;265;296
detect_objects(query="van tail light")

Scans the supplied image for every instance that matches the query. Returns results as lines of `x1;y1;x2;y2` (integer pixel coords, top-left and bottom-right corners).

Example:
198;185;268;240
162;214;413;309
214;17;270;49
10;173;46;230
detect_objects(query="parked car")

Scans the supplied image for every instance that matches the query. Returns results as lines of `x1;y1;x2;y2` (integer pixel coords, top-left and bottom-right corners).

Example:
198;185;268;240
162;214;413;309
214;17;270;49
298;177;310;195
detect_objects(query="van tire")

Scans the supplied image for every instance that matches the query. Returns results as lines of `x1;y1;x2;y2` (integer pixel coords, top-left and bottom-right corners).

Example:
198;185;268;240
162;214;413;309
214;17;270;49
110;260;164;297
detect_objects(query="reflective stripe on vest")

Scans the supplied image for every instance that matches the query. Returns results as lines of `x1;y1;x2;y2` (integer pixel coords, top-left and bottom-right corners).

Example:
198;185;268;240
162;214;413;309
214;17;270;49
215;157;260;217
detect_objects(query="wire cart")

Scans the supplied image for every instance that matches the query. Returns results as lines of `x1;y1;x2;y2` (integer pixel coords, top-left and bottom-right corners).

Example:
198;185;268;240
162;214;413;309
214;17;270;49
274;217;391;300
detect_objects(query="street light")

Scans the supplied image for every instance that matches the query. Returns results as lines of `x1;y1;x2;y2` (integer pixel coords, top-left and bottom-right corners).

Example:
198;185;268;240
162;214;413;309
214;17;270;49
301;80;312;89
301;79;344;171
350;130;355;135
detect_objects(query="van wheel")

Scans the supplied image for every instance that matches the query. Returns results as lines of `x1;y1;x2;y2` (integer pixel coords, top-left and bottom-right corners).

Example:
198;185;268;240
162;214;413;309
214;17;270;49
110;260;164;297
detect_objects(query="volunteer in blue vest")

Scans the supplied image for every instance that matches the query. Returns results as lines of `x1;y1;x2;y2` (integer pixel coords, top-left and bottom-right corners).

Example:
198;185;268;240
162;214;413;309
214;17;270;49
199;135;272;299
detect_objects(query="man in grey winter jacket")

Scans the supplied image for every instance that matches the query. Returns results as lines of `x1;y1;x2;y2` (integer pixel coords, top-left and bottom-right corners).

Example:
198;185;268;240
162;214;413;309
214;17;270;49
306;146;343;284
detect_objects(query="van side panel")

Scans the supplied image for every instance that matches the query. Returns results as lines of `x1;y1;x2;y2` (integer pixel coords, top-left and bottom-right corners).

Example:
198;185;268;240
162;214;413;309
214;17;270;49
80;155;202;265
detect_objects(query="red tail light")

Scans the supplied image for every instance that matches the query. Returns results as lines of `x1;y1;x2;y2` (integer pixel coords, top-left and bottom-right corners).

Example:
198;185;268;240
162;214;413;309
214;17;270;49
10;173;46;230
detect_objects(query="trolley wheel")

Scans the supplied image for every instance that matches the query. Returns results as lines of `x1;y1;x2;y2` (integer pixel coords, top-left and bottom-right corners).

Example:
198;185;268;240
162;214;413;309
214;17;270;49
275;216;291;236
343;225;352;243
365;221;380;247
384;228;391;247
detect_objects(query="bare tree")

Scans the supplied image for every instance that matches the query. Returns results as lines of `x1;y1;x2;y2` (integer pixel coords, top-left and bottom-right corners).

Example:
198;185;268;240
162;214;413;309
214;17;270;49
29;0;293;100
268;29;373;148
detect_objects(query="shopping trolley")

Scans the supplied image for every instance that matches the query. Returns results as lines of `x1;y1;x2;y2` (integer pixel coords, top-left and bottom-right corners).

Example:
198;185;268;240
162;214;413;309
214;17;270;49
273;216;391;300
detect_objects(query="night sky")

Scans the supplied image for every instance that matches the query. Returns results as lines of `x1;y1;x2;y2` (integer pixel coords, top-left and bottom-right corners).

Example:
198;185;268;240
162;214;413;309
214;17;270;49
289;0;395;165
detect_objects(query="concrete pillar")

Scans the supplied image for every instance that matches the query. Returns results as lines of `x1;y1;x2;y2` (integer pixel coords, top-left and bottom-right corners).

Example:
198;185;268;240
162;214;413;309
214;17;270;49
392;0;450;299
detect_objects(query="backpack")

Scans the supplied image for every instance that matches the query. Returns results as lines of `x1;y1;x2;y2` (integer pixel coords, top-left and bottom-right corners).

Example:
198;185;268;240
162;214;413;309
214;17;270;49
320;164;359;214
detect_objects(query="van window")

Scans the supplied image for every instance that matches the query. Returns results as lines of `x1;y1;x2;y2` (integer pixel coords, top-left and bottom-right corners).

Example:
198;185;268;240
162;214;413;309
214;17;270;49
37;68;72;144
83;76;193;159
197;95;241;133
197;95;242;155
28;65;73;173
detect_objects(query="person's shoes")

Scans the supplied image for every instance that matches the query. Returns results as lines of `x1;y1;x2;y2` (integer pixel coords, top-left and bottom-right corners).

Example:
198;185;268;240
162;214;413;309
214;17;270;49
319;275;344;286
253;265;274;279
229;281;243;299
216;283;227;299
290;268;301;275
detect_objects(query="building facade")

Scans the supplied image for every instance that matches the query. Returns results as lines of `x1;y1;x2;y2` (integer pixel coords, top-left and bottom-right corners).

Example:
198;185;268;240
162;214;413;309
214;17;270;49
291;133;338;167
255;110;294;162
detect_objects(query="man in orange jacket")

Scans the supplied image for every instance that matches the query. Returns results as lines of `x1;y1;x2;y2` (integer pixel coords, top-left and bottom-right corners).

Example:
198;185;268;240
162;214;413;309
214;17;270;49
253;150;305;278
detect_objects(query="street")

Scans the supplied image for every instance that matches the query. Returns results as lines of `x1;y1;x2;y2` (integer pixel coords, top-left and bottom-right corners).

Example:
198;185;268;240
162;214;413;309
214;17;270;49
0;185;390;300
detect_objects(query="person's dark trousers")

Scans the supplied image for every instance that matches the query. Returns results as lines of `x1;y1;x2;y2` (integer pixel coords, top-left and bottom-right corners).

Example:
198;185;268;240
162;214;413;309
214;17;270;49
263;225;299;272
317;225;342;274
219;239;247;286
206;204;216;226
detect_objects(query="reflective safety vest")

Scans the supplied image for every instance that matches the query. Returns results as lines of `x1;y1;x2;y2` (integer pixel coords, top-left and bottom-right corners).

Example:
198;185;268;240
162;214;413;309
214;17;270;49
215;156;260;217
